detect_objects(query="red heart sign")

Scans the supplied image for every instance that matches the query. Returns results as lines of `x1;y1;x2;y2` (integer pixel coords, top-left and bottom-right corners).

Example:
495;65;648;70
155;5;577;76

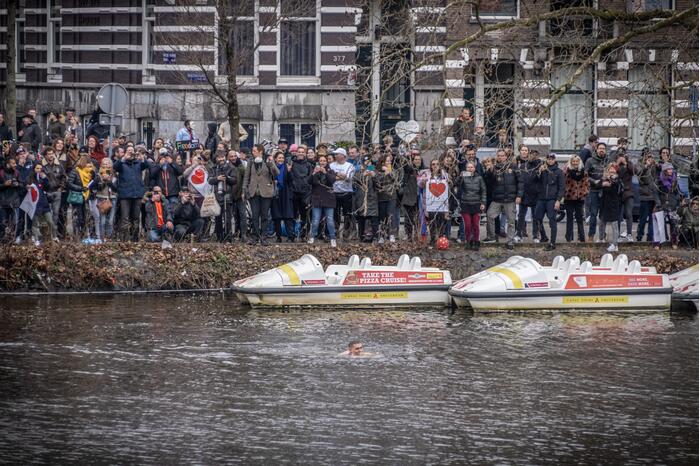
429;182;446;198
30;186;38;202
191;167;205;185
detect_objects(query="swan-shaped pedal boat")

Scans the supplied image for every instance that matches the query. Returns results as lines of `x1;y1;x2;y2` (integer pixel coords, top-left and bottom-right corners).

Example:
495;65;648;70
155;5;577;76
449;254;672;312
669;264;699;310
232;254;452;307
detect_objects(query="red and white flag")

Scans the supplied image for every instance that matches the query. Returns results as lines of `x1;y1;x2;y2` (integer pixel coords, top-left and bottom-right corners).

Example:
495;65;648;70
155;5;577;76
188;166;211;196
19;183;39;219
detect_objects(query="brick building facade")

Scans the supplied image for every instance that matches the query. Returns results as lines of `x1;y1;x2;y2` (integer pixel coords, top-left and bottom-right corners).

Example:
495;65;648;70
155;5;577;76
0;0;697;154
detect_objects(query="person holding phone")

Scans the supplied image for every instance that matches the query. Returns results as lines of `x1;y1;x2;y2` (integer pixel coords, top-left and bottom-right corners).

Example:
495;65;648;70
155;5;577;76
308;155;338;247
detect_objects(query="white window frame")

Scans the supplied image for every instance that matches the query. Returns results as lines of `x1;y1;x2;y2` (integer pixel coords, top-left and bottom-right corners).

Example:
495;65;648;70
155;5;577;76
278;121;320;146
470;0;519;21
46;0;62;81
627;66;671;150
550;65;595;152
277;0;320;85
215;0;258;84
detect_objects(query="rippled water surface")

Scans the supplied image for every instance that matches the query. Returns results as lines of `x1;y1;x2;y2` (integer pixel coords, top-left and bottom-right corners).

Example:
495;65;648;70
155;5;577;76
0;295;697;464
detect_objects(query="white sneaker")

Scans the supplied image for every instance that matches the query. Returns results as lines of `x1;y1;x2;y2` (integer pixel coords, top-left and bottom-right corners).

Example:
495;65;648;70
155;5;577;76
33;238;41;246
14;237;21;245
533;238;540;244
161;240;172;249
627;236;635;242
330;239;337;248
307;237;315;244
378;237;385;244
456;238;462;244
607;243;618;252
595;238;602;243
513;235;522;243
389;235;396;243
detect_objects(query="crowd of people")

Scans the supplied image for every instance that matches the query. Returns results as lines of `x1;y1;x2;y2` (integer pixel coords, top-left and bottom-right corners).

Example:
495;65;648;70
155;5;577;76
0;108;698;252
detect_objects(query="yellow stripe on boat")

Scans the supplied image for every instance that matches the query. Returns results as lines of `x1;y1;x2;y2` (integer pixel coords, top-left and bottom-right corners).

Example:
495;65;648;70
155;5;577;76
488;267;524;289
277;264;301;285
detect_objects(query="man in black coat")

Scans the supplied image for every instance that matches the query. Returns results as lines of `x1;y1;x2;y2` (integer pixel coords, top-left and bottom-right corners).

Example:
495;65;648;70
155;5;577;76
172;188;204;241
19;114;42;153
208;150;236;242
150;148;183;203
289;148;313;240
483;149;523;249
514;145;541;242
0;113;13;143
534;153;566;251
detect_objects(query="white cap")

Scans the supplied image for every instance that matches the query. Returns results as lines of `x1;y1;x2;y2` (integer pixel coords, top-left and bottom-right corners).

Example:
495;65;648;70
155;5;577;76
333;147;347;157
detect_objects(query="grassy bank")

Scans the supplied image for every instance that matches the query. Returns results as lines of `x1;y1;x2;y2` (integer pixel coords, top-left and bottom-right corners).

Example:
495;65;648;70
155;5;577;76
0;242;696;292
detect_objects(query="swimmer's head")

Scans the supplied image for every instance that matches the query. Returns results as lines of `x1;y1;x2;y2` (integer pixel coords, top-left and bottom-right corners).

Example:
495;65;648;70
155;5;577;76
348;341;363;356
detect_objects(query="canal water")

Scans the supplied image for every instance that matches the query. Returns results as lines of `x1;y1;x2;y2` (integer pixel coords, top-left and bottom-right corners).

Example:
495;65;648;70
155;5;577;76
0;294;697;464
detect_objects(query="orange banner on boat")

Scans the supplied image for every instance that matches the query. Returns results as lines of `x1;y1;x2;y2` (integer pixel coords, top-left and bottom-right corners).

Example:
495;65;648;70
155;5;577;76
565;274;663;290
343;271;444;286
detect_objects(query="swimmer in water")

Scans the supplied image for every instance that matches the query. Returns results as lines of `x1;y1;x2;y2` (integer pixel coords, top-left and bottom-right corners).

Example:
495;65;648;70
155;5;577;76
345;341;363;356
339;340;376;357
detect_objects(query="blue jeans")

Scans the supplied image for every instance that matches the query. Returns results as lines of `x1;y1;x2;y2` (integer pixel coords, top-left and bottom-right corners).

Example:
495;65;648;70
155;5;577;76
587;191;602;237
98;199;116;240
311;207;336;239
148;225;173;242
637;200;655;241
535;199;557;244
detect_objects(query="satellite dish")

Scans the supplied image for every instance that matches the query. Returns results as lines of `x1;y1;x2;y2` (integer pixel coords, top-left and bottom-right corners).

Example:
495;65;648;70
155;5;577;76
97;83;128;115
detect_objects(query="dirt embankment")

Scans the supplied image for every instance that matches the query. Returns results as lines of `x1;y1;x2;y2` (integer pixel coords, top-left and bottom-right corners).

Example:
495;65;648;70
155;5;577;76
0;242;696;292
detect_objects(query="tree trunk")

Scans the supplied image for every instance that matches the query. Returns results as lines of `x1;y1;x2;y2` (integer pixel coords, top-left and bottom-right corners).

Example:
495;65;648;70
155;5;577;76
216;0;241;151
226;41;240;151
5;0;18;138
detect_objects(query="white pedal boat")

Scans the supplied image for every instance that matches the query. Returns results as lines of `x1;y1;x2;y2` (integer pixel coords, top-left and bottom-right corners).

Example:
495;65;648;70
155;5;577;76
449;254;672;312
232;254;452;307
669;264;699;310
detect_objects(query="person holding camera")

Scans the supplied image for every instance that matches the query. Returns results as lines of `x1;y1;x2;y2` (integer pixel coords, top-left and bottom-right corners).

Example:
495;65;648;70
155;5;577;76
113;146;153;242
144;187;174;243
615;153;635;241
308;154;338;247
28;163;58;244
208;150;236;242
375;152;401;244
599;164;623;252
150;148;183;204
635;153;659;242
66;154;97;241
584;142;608;242
242;144;279;245
0;157;21;241
563;155;588;243
95;158;117;241
171;188;204;242
226;149;247;242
